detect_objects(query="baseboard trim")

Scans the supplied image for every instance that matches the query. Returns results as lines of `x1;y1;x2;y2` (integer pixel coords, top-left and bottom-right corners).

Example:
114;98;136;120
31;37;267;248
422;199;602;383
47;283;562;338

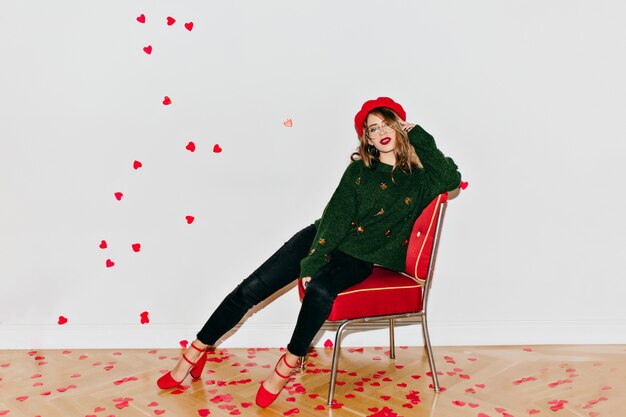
1;319;625;349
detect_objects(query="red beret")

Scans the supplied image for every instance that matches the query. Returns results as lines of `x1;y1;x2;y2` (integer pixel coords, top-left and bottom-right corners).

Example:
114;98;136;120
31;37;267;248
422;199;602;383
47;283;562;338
354;97;406;137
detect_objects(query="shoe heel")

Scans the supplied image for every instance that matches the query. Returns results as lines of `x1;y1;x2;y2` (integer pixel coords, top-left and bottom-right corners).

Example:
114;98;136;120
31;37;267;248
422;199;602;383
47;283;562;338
190;352;207;379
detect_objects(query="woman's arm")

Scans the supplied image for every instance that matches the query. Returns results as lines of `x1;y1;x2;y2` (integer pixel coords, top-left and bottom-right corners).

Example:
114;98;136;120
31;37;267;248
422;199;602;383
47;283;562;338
404;122;462;194
299;162;360;279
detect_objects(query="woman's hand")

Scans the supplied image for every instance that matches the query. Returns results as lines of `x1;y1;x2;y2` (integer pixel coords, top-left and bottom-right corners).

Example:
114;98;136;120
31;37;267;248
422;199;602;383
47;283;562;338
301;277;312;289
398;120;415;132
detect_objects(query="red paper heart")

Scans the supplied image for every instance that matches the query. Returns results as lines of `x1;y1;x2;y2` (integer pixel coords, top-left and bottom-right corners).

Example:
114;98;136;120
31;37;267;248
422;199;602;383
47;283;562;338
140;311;150;324
132;243;141;252
241;403;252;408
94;407;105;412
115;401;129;410
16;396;28;401
147;402;158;407
163;96;172;105
185;22;194;31
314;405;325;410
528;410;540;415
106;259;115;268
154;411;165;415
114;192;123;201
185;215;195;224
133;160;142;169
213;144;222;153
58;316;68;325
197;410;210;417
99;240;107;249
283;118;293;127
136;14;146;23
186;141;196;152
0;411;10;416
143;45;152;55
167;16;176;26
478;414;491;417
179;340;188;349
460;181;468;190
323;339;333;348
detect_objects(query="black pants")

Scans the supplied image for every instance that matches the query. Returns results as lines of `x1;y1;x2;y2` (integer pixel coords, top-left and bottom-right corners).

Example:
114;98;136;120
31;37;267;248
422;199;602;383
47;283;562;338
196;224;374;357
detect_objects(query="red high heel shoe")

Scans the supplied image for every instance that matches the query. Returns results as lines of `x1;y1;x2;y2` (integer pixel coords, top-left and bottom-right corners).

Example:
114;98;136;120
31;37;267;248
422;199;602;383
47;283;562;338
157;342;207;389
255;353;300;408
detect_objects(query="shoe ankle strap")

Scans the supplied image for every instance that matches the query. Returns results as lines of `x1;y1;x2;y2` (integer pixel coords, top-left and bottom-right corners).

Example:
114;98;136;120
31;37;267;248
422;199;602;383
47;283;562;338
190;342;206;353
281;353;299;369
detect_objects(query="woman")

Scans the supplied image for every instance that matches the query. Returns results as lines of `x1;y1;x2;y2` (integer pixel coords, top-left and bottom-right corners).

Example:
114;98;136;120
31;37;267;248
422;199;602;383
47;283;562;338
156;97;462;408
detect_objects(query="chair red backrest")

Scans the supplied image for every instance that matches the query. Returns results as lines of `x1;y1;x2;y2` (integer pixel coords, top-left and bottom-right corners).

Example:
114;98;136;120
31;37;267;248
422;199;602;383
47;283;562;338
404;193;448;280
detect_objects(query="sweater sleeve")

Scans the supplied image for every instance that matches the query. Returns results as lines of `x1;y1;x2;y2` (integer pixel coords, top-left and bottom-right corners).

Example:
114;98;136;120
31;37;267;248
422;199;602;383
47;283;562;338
299;162;360;278
409;124;462;196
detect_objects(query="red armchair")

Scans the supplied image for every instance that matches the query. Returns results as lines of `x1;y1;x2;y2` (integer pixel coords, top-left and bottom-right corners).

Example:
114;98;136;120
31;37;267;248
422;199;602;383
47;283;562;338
297;193;449;405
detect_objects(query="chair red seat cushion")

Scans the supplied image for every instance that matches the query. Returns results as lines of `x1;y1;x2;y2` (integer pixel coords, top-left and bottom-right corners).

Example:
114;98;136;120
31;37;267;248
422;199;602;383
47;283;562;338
298;267;423;321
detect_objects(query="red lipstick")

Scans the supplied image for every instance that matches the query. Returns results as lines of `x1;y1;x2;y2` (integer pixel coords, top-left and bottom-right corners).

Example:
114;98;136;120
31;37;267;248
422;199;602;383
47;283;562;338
380;137;391;145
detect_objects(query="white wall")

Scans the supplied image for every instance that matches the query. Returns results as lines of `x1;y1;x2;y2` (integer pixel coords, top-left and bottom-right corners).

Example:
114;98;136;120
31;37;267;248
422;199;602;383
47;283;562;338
1;0;625;349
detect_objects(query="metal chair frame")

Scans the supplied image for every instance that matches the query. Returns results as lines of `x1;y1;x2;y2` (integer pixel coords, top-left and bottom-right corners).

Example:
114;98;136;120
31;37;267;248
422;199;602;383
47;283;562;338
325;201;447;405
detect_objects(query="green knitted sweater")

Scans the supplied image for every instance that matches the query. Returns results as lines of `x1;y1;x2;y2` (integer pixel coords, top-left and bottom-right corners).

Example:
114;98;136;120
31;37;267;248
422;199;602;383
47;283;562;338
299;124;461;278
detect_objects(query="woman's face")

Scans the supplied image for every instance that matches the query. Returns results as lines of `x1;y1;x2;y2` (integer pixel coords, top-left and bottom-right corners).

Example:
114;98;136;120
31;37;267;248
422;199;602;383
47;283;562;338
366;113;396;154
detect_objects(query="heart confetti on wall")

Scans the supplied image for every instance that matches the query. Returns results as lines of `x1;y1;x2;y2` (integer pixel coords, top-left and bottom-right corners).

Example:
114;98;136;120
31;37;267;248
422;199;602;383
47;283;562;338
185;215;195;224
136;14;146;23
283;118;293;127
186;141;196;152
166;16;176;26
114;192;123;201
99;240;107;249
58;316;68;325
133;160;143;169
185;22;194;31
140;311;150;324
162;96;172;105
212;144;222;153
143;45;152;55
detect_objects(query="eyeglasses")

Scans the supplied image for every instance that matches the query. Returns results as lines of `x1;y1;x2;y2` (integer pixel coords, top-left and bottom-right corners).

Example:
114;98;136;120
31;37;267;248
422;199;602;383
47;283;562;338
367;122;392;138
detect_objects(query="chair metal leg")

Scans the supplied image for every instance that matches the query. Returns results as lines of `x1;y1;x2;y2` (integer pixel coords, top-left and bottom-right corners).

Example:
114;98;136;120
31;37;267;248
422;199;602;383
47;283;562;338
420;314;440;392
328;320;351;405
299;354;306;373
389;318;396;359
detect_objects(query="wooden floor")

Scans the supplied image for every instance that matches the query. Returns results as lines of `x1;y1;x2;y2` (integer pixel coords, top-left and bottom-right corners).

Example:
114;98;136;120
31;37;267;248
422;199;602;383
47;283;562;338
1;345;624;417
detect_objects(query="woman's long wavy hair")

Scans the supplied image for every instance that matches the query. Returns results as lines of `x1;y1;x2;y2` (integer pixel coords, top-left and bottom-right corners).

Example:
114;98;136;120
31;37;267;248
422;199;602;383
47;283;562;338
351;107;422;181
